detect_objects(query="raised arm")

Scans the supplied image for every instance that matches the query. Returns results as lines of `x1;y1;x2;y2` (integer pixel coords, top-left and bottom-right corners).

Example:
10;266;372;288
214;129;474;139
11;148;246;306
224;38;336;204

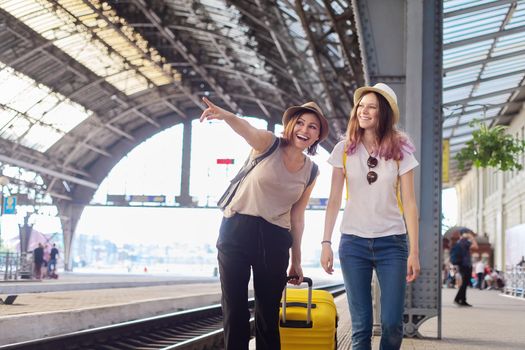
321;167;345;274
400;169;420;282
199;97;273;152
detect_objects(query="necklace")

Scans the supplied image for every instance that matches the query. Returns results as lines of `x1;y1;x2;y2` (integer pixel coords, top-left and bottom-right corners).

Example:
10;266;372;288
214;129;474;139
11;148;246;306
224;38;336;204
362;140;378;157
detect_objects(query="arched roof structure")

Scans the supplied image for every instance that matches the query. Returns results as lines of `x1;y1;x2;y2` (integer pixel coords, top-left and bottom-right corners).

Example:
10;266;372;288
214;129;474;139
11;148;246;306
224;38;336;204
0;0;364;208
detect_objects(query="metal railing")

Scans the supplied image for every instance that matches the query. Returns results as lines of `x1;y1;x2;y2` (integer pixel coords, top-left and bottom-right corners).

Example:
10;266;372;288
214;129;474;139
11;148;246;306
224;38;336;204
504;266;525;298
1;252;32;280
1;252;19;280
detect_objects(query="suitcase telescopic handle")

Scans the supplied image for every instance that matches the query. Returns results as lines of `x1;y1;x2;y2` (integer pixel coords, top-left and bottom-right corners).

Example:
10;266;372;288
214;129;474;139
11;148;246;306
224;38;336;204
282;276;313;325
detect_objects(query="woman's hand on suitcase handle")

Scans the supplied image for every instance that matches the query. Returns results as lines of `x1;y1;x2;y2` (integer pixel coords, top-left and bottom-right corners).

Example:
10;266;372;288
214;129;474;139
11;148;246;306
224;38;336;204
287;264;304;285
320;244;334;274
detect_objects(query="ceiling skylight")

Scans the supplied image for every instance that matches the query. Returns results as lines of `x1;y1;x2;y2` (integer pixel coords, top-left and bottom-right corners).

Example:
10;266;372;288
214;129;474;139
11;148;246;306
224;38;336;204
0;0;180;95
0;61;91;152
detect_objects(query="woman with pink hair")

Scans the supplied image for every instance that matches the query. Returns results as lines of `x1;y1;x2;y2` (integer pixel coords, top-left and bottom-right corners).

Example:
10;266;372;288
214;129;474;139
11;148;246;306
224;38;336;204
321;83;420;349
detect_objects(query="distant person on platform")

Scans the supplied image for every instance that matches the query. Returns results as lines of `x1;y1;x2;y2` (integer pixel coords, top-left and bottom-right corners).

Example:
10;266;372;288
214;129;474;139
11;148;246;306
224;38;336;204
518;256;525;268
453;230;478;306
474;258;485;290
33;243;44;279
48;243;59;275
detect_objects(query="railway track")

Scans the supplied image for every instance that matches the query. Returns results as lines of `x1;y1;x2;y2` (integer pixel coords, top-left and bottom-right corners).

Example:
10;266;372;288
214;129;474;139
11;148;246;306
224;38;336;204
0;283;345;350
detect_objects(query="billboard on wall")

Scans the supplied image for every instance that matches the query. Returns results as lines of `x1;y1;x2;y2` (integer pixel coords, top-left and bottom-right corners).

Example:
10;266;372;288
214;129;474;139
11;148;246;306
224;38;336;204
505;224;525;267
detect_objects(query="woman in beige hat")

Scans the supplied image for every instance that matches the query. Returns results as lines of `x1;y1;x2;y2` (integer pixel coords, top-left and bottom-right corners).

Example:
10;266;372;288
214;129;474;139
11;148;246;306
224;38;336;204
200;97;328;350
320;83;420;349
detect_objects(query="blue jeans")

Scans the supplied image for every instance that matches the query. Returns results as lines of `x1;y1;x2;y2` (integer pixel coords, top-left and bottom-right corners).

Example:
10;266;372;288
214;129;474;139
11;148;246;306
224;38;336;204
339;234;408;350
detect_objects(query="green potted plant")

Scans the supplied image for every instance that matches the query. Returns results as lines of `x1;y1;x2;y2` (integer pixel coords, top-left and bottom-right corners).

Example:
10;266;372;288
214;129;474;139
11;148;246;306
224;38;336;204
455;120;525;171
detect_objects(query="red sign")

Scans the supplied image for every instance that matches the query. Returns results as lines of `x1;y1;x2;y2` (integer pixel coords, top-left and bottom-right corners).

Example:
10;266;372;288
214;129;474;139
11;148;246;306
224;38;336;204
217;159;235;165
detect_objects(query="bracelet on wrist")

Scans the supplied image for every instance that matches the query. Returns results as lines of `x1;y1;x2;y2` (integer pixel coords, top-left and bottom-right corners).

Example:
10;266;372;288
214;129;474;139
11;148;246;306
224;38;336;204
321;240;332;245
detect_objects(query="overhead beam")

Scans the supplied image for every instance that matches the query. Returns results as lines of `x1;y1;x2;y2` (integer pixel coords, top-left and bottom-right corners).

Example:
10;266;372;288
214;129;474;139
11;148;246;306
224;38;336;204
0;103;111;157
248;0;307;96
132;0;240;113
0;154;98;189
322;0;365;89
188;1;275;119
203;64;297;100
295;0;338;122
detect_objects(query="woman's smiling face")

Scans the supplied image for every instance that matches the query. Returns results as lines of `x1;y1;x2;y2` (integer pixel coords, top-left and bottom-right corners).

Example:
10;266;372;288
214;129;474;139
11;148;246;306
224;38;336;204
291;112;321;149
356;92;380;131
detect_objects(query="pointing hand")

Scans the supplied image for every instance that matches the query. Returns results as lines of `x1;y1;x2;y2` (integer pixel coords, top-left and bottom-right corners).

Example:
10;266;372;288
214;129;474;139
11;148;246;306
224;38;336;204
199;97;234;122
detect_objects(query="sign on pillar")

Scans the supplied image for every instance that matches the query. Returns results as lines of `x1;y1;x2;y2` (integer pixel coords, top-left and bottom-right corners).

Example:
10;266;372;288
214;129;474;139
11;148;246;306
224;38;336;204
3;196;17;215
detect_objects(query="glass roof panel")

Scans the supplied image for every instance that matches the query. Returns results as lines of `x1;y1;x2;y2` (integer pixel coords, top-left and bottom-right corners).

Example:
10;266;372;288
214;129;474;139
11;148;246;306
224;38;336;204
444;0;498;13
0;62;91;152
505;2;525;28
443;65;483;87
476;75;524;95
443;116;459;129
449;134;473;146
165;0;271;81
443;40;492;68
0;0;179;95
483;54;525;76
444;8;507;43
453;123;479;136
492;33;525;55
443;87;472;102
468;94;512;107
22;123;64;151
443;0;525;182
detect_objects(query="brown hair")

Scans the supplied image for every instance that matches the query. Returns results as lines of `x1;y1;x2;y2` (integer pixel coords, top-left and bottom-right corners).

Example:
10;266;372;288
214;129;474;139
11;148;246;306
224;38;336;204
282;111;321;155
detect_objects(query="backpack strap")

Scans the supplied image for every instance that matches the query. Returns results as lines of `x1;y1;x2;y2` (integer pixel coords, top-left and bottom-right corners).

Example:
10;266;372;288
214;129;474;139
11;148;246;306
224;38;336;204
254;136;280;165
343;150;349;200
306;162;318;188
218;137;280;210
396;160;403;214
229;137;280;184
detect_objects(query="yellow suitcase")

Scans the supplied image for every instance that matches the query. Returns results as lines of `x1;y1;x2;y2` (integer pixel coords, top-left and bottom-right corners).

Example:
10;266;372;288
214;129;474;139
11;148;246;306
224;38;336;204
279;277;337;349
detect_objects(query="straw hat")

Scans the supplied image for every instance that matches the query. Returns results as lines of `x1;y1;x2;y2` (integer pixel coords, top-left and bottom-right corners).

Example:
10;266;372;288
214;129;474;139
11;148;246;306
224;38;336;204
282;102;329;142
353;83;400;123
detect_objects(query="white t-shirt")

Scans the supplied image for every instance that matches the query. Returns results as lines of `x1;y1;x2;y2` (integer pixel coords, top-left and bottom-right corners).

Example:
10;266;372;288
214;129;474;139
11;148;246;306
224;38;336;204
328;140;419;238
475;261;485;274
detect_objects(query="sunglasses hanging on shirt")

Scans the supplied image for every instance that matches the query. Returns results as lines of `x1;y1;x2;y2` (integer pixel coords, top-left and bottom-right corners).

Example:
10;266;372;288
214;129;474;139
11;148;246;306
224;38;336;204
367;156;378;184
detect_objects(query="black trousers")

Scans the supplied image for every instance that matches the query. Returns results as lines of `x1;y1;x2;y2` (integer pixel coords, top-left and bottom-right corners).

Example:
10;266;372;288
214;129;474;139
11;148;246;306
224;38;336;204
477;273;484;289
455;265;472;303
217;214;292;350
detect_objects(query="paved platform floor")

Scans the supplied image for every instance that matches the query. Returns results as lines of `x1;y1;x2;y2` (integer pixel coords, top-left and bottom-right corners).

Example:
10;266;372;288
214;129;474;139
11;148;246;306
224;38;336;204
338;287;525;349
2;273;524;349
249;287;525;349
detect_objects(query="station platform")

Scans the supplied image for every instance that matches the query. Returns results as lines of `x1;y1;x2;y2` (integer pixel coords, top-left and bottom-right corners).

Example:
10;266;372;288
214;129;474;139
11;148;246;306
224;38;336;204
1;273;524;349
0;272;223;345
251;287;525;350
